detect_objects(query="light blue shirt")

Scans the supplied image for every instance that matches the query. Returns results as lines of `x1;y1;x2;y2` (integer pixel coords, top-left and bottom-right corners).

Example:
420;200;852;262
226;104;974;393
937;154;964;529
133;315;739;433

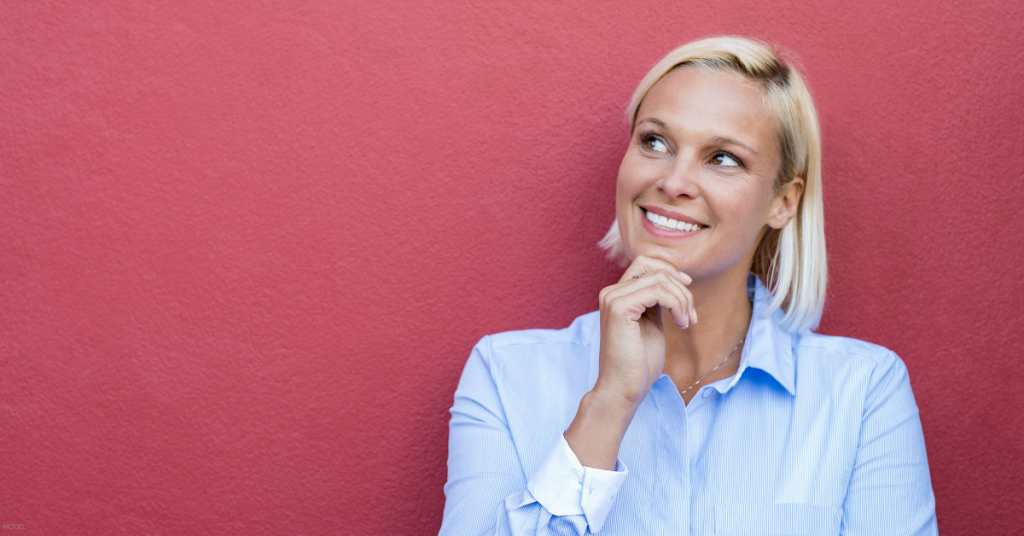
442;278;937;535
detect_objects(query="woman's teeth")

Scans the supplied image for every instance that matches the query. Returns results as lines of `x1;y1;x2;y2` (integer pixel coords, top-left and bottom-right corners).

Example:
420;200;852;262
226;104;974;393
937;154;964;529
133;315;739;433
645;210;701;232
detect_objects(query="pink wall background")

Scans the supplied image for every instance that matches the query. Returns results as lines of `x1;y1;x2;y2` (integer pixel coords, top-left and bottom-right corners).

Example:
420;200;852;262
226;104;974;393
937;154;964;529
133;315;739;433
2;1;1022;534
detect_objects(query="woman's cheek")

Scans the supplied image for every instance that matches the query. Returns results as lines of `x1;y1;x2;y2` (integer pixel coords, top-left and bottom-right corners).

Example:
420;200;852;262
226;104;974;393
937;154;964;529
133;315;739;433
619;218;638;260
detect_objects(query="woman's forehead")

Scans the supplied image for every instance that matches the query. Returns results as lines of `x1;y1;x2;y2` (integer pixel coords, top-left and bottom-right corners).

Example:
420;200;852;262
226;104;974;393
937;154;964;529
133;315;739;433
636;67;777;150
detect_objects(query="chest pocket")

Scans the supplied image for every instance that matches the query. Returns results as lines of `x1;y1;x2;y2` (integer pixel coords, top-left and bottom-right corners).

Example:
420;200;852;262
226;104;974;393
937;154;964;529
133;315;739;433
715;503;841;536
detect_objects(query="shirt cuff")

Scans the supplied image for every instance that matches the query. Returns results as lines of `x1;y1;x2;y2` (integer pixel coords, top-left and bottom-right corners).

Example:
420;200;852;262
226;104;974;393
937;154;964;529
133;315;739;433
525;434;628;532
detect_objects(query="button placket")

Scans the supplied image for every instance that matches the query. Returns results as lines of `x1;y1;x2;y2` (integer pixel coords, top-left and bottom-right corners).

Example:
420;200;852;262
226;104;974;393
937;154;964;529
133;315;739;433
651;375;691;531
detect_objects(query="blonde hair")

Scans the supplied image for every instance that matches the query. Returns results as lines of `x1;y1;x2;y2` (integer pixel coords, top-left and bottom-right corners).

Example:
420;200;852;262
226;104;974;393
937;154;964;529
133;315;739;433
598;36;827;332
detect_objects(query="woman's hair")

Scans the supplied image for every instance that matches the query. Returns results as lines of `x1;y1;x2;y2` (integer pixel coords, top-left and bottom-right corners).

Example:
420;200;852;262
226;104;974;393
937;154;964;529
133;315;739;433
598;36;827;333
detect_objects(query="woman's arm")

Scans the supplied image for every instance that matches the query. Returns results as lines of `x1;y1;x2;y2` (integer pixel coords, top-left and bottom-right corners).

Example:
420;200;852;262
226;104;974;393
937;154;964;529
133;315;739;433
442;256;693;535
840;351;938;535
441;337;622;536
565;255;694;469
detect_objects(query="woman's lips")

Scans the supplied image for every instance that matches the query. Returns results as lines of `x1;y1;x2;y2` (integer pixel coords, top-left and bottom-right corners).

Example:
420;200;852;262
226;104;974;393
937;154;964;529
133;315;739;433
642;208;704;236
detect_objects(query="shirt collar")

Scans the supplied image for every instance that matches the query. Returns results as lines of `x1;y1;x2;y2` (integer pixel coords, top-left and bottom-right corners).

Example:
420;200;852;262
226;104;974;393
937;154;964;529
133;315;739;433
586;275;796;396
721;275;796;396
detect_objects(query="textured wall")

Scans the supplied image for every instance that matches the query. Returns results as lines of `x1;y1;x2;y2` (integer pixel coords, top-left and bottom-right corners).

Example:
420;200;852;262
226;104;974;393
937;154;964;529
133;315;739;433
2;1;1022;534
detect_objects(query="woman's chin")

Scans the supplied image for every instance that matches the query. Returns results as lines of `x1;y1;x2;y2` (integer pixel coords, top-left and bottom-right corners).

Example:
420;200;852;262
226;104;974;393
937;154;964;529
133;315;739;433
627;244;692;271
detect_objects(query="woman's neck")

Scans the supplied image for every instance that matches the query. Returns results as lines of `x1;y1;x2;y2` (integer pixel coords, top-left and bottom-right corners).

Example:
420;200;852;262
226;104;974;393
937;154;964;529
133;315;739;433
661;271;754;403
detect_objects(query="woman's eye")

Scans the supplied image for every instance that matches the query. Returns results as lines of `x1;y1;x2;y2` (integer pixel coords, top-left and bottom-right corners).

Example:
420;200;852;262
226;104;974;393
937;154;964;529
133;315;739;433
711;153;740;167
642;137;668;153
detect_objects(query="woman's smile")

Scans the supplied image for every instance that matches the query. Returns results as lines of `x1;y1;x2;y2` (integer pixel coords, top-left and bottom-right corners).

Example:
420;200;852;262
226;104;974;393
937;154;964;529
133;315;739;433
641;207;705;234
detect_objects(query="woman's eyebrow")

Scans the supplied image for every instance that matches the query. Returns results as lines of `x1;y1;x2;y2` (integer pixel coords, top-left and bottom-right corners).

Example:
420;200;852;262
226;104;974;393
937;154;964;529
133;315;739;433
712;136;759;155
635;117;669;129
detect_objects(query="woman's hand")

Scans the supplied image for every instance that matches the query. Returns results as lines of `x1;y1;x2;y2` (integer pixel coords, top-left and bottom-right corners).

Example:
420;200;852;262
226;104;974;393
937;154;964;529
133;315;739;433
594;255;695;410
564;255;693;470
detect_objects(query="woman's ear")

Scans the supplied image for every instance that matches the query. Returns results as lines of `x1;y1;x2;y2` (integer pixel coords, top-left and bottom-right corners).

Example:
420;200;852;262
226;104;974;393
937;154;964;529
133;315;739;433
767;177;804;229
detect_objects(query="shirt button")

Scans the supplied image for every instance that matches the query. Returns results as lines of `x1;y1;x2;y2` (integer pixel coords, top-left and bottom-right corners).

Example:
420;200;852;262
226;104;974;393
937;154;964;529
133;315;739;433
703;390;712;398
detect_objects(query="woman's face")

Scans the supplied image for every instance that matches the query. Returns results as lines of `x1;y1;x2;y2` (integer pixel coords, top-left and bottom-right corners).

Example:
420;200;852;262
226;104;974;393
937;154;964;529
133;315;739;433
616;66;800;280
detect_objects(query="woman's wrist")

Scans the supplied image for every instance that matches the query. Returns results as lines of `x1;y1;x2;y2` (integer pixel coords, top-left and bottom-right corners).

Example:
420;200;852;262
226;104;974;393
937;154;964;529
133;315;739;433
589;381;643;420
564;388;639;470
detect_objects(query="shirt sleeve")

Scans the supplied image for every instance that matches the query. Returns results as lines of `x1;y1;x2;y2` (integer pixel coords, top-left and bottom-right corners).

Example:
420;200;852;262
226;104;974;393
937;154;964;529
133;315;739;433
840;351;938;536
440;337;627;536
526;434;628;531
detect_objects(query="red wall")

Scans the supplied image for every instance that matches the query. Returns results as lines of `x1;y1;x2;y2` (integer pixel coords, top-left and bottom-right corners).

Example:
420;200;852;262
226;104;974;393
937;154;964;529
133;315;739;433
2;1;1022;534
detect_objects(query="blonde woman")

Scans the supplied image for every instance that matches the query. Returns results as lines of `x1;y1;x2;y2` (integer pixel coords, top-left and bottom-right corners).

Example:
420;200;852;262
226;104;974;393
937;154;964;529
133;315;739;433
441;37;937;535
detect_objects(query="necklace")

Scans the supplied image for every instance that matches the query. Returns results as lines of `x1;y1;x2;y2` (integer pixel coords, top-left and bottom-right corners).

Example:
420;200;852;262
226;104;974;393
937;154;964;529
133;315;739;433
679;338;745;397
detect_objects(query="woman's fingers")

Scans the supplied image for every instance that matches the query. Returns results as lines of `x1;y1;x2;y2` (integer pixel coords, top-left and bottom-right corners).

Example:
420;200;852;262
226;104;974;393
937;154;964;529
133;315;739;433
604;271;692;325
607;279;692;329
601;270;693;328
649;268;695;324
613;255;696;325
618;255;692;286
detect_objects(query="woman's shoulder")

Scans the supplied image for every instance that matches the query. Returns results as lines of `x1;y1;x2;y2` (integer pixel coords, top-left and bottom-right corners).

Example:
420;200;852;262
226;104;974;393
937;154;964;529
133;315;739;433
464;311;599;394
787;330;915;406
476;310;599;362
791;330;904;370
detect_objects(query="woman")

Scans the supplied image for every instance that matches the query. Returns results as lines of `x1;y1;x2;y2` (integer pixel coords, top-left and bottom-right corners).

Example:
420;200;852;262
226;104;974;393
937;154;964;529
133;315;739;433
441;37;937;535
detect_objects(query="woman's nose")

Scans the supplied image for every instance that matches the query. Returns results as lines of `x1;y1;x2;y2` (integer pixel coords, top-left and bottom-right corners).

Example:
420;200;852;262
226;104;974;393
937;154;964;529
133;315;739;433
656;155;700;199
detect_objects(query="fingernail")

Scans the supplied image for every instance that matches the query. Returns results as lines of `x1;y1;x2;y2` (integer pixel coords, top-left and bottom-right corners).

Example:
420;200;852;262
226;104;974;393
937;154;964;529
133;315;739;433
690;308;698;324
678;271;692;284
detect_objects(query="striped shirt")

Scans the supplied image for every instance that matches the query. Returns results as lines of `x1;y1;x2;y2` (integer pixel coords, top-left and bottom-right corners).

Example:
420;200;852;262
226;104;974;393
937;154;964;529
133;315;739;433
442;278;937;535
